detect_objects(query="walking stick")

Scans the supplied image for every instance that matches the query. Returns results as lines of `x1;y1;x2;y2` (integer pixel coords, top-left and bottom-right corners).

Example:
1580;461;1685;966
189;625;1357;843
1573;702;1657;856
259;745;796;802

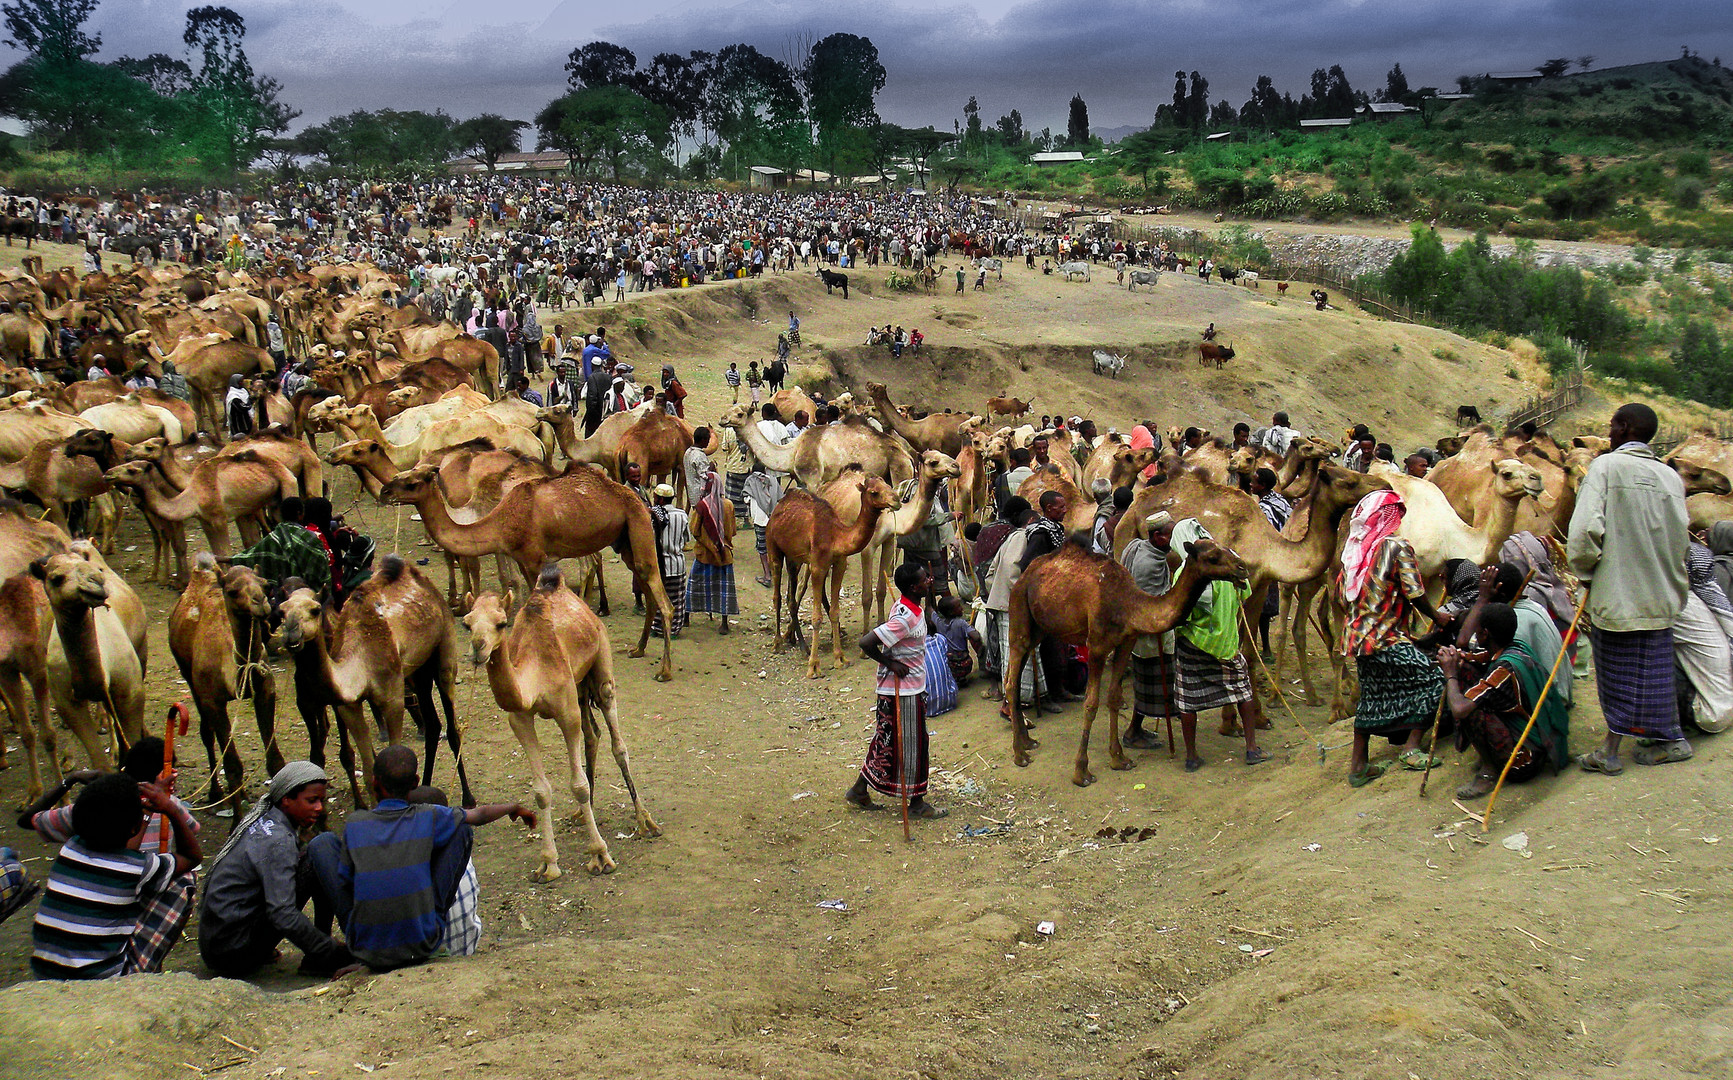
1417;694;1449;796
158;702;190;853
1481;592;1589;833
893;693;911;842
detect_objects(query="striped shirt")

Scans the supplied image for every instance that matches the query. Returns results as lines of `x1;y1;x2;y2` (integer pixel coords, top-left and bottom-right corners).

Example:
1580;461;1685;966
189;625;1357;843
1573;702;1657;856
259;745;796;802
724;368;741;387
32;840;177;979
873;597;927;696
338;801;465;969
32;797;199;856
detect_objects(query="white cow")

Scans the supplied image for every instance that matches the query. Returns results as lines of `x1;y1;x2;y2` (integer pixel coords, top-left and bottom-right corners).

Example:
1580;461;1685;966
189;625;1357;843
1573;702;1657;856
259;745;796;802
1091;351;1127;378
1127;268;1160;292
1238;270;1261;288
1057;261;1091;281
977;256;1003;280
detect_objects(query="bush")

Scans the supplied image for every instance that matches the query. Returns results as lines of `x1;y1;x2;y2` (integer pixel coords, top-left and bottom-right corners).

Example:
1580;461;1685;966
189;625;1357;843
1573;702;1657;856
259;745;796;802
1603;262;1649;285
1673;177;1706;210
1676;150;1711;177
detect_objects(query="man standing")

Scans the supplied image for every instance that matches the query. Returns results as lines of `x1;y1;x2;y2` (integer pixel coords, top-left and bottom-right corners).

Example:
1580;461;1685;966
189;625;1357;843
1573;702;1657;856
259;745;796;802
1568;403;1691;773
687;471;738;635
647;484;690;639
1120;510;1178;750
845;562;948;821
1169;518;1264;770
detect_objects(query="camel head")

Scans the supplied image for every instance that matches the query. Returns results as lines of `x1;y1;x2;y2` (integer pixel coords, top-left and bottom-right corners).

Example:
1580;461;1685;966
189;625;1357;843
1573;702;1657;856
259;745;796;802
217;560;271;621
1436;435;1466;457
378;464;441;507
63;428;121;470
460;588;516;668
123;436;170;463
102;459;157;490
718;403;754;430
122;329;153;346
919;450;962;482
304;397;347;431
534;404;574;427
1672;458;1732;496
861;476;897;512
325;439;386;469
1563;447;1599;492
1180;538;1250;588
276;587;326;651
30;551;108;611
1227;446;1261;474
1491;458;1546;500
1572;435;1611;454
386;385;428;408
0;390;32;411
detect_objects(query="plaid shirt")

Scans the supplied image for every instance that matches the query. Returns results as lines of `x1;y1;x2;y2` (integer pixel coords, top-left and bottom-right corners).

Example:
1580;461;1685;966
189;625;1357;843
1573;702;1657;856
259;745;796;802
1341;536;1426;656
436;861;481;957
231;523;331;595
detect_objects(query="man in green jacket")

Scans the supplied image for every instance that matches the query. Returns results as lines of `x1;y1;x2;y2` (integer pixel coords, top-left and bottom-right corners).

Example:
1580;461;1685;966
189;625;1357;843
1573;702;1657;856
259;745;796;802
1169;518;1265;771
1566;403;1691;774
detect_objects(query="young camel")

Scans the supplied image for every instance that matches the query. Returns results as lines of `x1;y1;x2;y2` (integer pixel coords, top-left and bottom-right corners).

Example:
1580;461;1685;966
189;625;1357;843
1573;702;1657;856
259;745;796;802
463;566;661;881
863;381;981;457
766;477;897;679
1005;536;1249;786
718;403;914;490
376;466;677;680
0;571;55;803
169;553;279;815
31;551;144;770
0;429;122;551
277;555;475;809
819;450;962;633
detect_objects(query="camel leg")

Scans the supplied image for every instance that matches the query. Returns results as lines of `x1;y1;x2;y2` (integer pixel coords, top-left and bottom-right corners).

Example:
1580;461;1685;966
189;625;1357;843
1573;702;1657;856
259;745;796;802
1070;650;1117;786
509;709;578;880
335;701;375;809
191;695;236;816
1006;596;1041;765
769;549;786;652
1290;578;1328;707
444;552;462;610
589;554;610;617
0;670;50;805
637;565;675;683
59;699;115;772
430;658;474;808
829;562;848;671
807;558;829;678
589;666;659;838
1103;645;1133;773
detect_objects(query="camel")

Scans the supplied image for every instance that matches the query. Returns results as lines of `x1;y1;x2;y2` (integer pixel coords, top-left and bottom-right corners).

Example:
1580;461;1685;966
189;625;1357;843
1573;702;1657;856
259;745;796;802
1688;492;1733;530
0;402;89;462
32;551;144;770
177;338;275;438
278;555;475;810
375;385;492;444
1115;462;1389;709
719;403;914;490
169;553;279;815
769;386;819;427
0;571;54;803
1080;433;1162;492
766;477;896;678
0;495;69;582
953;428;991;526
103;451;297;581
615;409;694;503
863;382;981;456
1005;536;1250;786
463;569;661;880
79;394;183;444
422;334;499;397
1429;432;1599;537
64;538;149;680
1669;457;1733;498
986;394;1032;418
820;450;962;632
0;429;123;550
377;465;677;681
1664;433;1733;484
1016;464;1097;533
329;403;545;469
243;377;294;432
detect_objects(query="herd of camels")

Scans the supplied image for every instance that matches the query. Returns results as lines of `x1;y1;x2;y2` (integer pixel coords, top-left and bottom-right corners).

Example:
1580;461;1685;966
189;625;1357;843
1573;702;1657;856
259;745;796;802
5;251;1733;879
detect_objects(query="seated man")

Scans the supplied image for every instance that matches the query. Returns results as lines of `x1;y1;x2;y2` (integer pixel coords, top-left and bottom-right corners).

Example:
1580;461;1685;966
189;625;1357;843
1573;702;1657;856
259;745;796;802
31;774;201;979
932;595;985;686
198;762;354;977
1456;563;1569;704
1439;603;1571;800
20;737;197;856
228;495;331;600
406;786;480;958
306;746;534;971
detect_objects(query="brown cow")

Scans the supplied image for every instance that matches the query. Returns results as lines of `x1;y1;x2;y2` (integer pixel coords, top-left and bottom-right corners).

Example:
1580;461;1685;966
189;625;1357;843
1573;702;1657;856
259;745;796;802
1198;342;1236;368
986;395;1033;418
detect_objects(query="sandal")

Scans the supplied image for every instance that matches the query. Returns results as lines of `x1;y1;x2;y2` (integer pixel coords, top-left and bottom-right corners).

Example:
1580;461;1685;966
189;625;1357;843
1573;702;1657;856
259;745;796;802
1577;748;1624;775
1184;756;1204;773
1122;730;1163;750
1455;772;1497;799
910;801;949;820
1245;747;1270;766
1348;761;1389;788
1632;740;1693;766
1397;748;1443;771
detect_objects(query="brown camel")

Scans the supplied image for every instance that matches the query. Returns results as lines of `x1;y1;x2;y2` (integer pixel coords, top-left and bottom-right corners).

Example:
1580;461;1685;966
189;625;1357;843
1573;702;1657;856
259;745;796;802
819;450;961;633
953;428;991;526
170;338;275;439
0;429;122;550
32;551;145;770
1005;536;1249;785
278;555;475;809
423;335;499;398
103;450;297;580
863;381;981;456
766;477;896;679
377;465;677;680
1016;464;1097;532
463;567;661;880
719;403;914;490
0;402;89;462
169;553;279;815
1080;433;1162;492
0;571;55;803
0;495;69;581
615;409;694;503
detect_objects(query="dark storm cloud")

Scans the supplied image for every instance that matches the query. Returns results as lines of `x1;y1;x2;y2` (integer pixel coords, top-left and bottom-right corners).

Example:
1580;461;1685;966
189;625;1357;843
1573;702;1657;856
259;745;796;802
79;0;1733;135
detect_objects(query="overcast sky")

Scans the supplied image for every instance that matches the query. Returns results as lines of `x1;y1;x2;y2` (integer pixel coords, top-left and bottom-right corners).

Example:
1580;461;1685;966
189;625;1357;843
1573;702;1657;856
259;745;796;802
75;0;1733;137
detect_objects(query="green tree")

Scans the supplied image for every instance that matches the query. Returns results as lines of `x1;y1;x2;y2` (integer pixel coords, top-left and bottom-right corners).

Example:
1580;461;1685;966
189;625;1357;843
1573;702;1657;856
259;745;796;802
1377;62;1411;104
1118;130;1172;197
704;43;803;177
902;126;954;187
994;109;1023;144
1674;319;1728;406
564;41;637;90
2;0;98;65
1186;71;1208;132
455;113;528;172
1066;93;1089;146
1535;57;1571;78
180;5;288;173
962;95;981;153
536;86;671;180
801;32;884;177
932;155;982;195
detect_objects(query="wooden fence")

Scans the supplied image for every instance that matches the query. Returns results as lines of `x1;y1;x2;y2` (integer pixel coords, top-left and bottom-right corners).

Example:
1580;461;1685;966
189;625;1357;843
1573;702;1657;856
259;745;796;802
1653;419;1733;457
1504;365;1586;429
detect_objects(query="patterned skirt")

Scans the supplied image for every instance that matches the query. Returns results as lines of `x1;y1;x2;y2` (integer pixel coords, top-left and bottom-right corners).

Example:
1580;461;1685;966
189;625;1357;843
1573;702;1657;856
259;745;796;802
687;561;738;616
1131;652;1177;718
1591;626;1682;741
648;573;688;636
1353;641;1445;735
1175;638;1252;713
861;692;929;799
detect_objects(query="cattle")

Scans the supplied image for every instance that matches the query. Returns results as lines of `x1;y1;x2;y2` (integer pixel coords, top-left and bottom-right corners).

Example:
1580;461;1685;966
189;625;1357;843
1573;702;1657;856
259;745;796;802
987;394;1033;418
817;267;849;298
1198;342;1236;368
977;257;1003;280
1216;266;1239;285
1126;268;1160;292
1057;261;1090;281
1237;270;1260;288
1092;351;1127;378
1276;281;1289;297
1456;405;1483;427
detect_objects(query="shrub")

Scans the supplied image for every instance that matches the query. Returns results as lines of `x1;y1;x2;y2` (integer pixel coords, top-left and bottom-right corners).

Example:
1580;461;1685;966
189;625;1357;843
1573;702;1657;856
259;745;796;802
1633;245;1654;264
1673;177;1706;210
1676;150;1711;177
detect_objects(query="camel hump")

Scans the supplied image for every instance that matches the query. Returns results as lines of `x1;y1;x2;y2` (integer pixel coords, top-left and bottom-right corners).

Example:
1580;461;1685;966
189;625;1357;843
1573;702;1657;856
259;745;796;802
195;551;217;572
536;562;564;592
226;448;265;463
378;553;406;583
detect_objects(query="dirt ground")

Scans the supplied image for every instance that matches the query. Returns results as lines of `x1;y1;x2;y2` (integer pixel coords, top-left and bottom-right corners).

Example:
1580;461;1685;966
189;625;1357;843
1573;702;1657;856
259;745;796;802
1;244;1729;1080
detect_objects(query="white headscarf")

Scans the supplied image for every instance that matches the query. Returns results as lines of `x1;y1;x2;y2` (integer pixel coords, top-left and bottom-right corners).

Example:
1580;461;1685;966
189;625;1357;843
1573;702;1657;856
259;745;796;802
209;761;328;871
1170;517;1210;576
1340;490;1406;602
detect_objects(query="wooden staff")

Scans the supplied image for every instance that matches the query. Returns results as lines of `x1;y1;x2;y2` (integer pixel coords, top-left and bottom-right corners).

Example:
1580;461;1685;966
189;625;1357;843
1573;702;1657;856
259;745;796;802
893;693;911;842
157;702;190;852
1421;567;1536;796
1481;592;1589;832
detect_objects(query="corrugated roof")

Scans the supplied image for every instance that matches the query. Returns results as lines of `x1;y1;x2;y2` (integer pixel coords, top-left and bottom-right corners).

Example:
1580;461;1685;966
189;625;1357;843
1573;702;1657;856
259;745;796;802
1030;151;1085;163
1299;117;1354;127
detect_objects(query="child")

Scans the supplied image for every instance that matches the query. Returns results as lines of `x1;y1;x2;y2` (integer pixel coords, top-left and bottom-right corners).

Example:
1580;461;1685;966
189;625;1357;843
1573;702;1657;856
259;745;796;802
31;774;201;979
746;360;764;405
725;362;741;404
406;786;481;958
933;595;985;686
845;562;948;820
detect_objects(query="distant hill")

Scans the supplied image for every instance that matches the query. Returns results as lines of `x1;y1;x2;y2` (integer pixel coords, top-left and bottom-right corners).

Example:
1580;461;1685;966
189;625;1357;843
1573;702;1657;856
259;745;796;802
1091;124;1146;144
1454;56;1733;138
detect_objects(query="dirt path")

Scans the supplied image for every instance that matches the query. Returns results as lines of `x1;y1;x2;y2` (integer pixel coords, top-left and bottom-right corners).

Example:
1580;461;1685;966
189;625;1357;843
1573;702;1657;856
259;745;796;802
0;253;1727;1080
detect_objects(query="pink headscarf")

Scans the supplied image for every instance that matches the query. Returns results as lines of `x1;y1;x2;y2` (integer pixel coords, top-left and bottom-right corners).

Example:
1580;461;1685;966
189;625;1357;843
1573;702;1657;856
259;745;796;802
694;468;726;554
1340;490;1406;602
1129;424;1159;481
